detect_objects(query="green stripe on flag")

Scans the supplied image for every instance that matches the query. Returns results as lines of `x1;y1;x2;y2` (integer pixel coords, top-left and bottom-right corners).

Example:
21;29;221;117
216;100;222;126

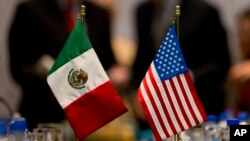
48;20;92;75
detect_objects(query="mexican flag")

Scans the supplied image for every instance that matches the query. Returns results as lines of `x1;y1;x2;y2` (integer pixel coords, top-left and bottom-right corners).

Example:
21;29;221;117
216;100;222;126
47;20;128;140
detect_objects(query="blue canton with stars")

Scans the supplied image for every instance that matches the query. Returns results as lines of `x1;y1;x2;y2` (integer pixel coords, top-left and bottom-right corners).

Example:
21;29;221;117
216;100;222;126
153;25;188;81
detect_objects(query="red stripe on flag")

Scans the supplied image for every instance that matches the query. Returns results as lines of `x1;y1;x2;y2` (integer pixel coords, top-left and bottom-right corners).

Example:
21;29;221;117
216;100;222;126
177;74;199;125
175;75;192;128
142;77;168;137
161;81;181;133
138;89;162;141
64;81;128;140
168;78;186;131
184;72;207;122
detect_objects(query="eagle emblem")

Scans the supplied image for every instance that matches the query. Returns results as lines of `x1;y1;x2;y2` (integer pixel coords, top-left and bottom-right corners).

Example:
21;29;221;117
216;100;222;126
68;68;88;89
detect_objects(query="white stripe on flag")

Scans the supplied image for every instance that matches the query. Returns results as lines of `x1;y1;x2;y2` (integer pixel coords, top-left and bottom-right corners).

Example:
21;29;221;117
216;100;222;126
140;83;166;139
180;74;203;124
172;76;196;127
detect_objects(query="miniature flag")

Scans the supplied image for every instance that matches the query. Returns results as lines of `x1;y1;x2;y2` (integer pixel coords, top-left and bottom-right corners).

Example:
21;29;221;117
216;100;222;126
138;24;207;141
47;20;128;140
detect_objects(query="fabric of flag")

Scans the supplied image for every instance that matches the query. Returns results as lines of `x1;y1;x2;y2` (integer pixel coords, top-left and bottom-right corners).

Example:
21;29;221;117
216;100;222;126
138;24;207;141
47;20;128;140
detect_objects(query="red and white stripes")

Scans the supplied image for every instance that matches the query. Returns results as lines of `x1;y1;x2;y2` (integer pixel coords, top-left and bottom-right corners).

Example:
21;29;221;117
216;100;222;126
138;63;207;141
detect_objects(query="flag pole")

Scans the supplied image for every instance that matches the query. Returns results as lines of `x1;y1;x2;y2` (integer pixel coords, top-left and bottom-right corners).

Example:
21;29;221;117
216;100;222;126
174;5;182;141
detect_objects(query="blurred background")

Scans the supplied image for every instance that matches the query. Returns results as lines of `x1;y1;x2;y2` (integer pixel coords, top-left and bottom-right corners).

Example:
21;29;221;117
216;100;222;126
1;0;250;140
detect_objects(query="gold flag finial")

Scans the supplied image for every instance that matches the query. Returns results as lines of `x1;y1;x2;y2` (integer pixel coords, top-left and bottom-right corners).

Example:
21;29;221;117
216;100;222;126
78;4;86;23
80;5;86;18
80;5;86;23
176;5;181;17
175;5;181;38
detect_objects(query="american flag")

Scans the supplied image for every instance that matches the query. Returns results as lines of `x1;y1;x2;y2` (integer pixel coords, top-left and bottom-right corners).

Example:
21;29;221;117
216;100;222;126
138;24;207;141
